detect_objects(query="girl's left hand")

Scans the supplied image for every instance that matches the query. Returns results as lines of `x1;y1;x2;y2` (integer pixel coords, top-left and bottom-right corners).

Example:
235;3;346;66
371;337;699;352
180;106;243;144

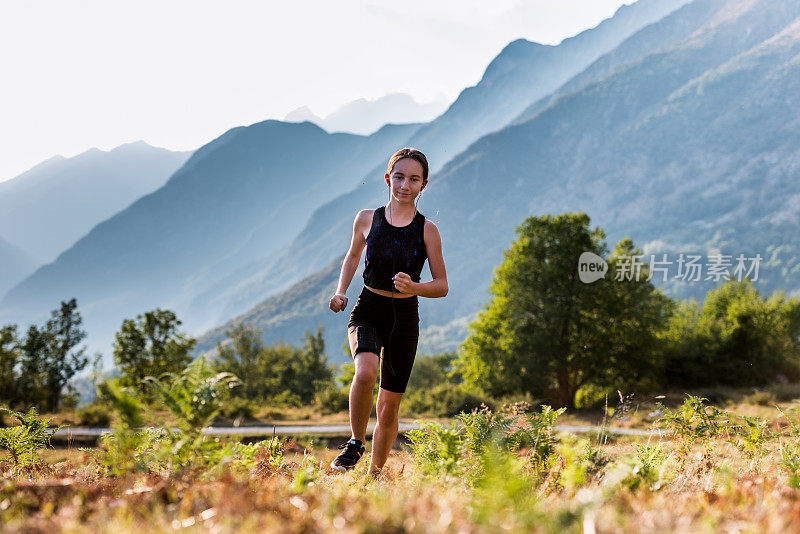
392;272;416;294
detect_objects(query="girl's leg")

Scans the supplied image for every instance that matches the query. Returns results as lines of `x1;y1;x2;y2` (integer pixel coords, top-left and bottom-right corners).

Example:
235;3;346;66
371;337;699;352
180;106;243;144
368;387;403;474
349;352;379;441
348;323;380;441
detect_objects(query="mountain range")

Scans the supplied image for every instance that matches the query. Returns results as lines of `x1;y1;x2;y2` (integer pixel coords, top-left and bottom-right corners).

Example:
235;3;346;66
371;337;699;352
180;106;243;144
0;141;191;295
5;0;797;369
194;0;800;361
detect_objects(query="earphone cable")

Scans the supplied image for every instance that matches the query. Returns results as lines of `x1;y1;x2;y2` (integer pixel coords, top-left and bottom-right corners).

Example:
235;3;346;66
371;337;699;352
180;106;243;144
388;201;397;377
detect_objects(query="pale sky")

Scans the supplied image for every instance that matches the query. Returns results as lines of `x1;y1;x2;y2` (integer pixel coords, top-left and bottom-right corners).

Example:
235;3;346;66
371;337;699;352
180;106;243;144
0;0;634;183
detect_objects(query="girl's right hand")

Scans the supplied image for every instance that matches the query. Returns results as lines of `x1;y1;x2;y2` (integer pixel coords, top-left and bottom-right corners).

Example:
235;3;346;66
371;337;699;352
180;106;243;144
329;293;348;312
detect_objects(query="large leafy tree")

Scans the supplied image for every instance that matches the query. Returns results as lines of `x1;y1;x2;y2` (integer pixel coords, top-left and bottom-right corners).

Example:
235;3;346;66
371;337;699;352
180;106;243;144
113;309;196;391
0;325;21;406
454;212;672;409
17;298;89;411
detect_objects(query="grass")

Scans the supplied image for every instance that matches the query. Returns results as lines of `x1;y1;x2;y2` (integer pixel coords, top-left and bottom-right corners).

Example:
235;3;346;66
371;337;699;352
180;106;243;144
5;395;800;532
4;433;800;532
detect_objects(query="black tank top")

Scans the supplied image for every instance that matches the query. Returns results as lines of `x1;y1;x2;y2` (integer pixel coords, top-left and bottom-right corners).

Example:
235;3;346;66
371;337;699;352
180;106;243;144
363;205;427;292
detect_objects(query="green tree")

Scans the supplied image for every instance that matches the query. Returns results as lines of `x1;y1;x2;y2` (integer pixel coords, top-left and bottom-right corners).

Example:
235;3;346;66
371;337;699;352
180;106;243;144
662;278;800;387
214;323;336;404
113;309;196;392
454;213;672;409
0;325;20;407
17;298;89;411
406;350;462;391
289;326;336;403
214;322;266;399
214;323;292;401
590;238;675;396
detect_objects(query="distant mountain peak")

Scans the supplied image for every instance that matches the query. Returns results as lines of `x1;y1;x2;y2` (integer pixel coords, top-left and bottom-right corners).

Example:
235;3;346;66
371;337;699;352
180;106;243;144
285;92;449;136
284;106;323;124
114;140;155;150
501;37;548;51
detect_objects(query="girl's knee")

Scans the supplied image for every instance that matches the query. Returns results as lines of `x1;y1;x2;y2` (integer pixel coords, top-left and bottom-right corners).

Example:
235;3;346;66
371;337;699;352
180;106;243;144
376;395;402;422
354;353;379;384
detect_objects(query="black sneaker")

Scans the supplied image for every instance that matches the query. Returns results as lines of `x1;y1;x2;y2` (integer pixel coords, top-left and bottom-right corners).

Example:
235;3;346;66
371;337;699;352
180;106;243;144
330;438;366;472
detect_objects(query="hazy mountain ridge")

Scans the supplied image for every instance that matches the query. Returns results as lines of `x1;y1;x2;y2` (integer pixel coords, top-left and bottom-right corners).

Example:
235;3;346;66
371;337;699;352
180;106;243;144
174;121;424;330
0;235;38;298
194;0;690;332
405;0;692;168
194;0;800;362
0;120;420;357
511;0;724;126
0;141;192;265
423;0;800;320
7;0;793;367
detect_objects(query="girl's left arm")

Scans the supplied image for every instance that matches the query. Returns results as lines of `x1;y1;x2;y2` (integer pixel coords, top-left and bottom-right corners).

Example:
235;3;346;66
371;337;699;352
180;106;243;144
415;220;449;298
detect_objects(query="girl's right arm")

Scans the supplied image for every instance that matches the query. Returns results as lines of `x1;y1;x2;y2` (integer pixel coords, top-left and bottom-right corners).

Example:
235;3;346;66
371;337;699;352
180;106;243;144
329;210;369;312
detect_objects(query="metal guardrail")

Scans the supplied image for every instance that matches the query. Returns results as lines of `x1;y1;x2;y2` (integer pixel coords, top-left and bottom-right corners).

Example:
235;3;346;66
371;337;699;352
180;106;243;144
53;423;664;438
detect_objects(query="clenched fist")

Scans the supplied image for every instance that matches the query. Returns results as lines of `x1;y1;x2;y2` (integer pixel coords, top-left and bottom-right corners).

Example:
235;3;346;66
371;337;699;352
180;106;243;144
392;272;417;294
329;292;348;312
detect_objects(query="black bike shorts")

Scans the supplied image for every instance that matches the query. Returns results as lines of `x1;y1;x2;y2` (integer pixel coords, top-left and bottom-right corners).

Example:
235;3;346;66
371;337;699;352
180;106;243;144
347;285;420;394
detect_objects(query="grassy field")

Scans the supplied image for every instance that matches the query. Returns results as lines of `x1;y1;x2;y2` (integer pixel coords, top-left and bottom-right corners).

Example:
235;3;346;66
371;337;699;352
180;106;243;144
4;394;800;533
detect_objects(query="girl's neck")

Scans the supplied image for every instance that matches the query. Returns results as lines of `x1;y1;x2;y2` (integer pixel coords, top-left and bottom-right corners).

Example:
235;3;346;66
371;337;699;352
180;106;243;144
386;199;417;219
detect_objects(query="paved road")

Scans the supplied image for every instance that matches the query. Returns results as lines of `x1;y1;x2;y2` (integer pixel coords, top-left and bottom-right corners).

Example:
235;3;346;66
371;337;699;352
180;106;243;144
55;422;663;438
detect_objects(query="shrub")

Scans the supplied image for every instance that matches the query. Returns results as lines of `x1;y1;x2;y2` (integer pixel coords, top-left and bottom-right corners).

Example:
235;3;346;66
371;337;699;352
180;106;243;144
619;443;670;491
96;379;160;475
60;393;80;411
403;383;487;417
76;402;112;427
656;395;730;455
221;397;258;422
781;439;800;489
145;356;241;433
203;437;292;479
405;403;567;486
144;356;241;469
271;390;302;408
456;404;513;456
510;405;567;465
96;357;242;475
663;279;800;388
769;382;800;402
470;439;541;530
557;435;609;494
727;414;771;458
742;389;777;407
405;420;469;478
314;385;348;415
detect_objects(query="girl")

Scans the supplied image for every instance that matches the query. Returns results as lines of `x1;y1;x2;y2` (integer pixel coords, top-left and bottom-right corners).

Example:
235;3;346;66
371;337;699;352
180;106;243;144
328;147;449;478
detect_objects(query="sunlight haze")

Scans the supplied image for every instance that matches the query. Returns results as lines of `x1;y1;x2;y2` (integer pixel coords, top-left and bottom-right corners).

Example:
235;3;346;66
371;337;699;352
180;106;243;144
0;0;634;183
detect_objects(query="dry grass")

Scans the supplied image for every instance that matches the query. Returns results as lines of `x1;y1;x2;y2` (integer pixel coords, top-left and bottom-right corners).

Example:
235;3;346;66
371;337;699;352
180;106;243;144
2;428;800;533
8;393;800;532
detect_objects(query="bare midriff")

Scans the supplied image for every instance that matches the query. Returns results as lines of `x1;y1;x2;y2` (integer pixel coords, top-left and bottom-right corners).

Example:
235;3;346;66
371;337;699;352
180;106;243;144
364;285;416;298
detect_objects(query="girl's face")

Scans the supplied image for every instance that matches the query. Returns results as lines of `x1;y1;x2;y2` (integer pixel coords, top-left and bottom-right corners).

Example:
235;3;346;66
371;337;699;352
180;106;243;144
385;157;426;204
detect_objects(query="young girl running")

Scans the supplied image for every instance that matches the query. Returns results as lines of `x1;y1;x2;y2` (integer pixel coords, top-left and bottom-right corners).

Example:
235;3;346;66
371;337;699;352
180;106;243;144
328;147;449;478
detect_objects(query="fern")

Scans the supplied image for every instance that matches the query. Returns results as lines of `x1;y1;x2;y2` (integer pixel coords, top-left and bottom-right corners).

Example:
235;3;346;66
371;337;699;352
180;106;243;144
0;407;61;467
